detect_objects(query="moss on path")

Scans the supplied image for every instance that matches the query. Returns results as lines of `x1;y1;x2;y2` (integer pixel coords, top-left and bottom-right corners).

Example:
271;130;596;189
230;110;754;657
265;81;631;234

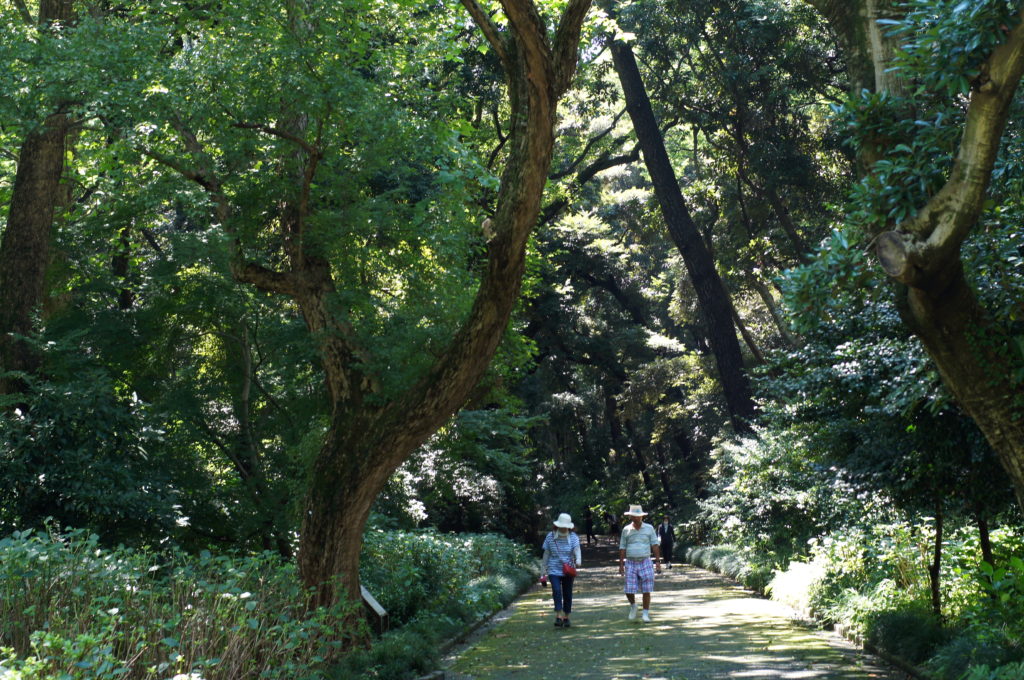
444;538;903;680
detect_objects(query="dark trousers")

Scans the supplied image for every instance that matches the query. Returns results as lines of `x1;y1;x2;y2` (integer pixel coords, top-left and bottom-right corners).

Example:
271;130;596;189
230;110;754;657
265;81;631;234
550;574;575;614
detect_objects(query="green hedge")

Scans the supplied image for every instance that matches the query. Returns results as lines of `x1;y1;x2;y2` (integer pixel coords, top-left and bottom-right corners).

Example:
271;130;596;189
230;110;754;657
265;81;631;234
0;528;357;680
346;529;536;679
684;545;772;593
0;527;536;680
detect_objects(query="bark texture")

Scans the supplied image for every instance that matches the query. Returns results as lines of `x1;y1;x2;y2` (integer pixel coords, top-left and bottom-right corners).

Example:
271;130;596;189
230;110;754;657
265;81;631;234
0;0;75;395
0;115;68;393
610;38;755;433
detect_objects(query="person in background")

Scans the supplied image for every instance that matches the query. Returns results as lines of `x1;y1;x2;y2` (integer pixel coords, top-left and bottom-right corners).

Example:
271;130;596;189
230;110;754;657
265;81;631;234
541;512;582;627
657;514;675;569
583;507;597;545
618;504;661;623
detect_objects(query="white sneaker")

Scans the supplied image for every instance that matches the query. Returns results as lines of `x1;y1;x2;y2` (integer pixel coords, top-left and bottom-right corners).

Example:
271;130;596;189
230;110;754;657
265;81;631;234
628;604;637;621
642;610;651;623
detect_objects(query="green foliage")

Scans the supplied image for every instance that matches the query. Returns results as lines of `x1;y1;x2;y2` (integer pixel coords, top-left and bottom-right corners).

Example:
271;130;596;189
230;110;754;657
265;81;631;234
684;545;771;593
692;427;861;570
0;528;359;679
0;527;533;680
961;662;1024;680
377;408;541;539
864;604;947;665
360;529;535;627
341;530;534;679
759;521;1024;679
881;0;1021;97
0;347;177;543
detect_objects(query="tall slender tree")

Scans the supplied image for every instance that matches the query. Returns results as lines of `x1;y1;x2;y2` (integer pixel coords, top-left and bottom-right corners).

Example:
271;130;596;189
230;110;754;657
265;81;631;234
609;36;755;433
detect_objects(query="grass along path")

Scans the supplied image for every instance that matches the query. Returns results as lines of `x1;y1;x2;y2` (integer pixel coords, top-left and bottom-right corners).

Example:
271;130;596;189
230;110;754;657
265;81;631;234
444;537;904;680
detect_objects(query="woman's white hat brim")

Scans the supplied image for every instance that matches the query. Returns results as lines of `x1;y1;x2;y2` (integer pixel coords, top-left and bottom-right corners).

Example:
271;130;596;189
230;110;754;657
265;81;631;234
553;512;574;529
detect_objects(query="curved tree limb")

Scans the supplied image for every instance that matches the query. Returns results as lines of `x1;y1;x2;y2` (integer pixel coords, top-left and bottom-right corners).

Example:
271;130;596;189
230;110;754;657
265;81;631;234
878;9;1024;286
459;0;511;73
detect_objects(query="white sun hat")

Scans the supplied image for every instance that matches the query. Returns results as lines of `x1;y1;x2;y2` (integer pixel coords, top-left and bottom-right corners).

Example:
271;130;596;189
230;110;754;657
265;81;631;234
553;512;574;529
624;504;648;517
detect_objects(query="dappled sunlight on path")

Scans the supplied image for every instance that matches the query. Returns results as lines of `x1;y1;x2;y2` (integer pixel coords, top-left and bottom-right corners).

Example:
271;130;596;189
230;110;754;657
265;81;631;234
444;537;902;680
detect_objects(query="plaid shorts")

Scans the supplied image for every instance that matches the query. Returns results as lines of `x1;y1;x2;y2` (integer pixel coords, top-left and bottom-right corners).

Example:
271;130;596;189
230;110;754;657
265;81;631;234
623;558;655;594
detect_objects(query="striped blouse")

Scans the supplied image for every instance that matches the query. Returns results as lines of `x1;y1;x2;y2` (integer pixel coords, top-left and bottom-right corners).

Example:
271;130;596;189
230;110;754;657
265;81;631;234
542;531;582;576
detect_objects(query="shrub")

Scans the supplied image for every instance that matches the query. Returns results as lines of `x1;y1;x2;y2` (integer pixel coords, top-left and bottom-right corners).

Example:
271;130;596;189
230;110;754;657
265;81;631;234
685;545;772;593
0;528;359;679
337;531;535;680
767;561;825;614
961;662;1024;680
927;632;1023;680
360;529;535;627
863;604;947;665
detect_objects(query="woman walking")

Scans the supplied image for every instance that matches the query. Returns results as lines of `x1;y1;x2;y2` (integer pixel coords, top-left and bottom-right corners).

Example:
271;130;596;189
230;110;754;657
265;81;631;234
541;512;582;627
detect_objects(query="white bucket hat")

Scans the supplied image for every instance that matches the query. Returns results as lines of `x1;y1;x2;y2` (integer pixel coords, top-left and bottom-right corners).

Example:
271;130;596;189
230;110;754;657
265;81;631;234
553;512;574;529
624;504;648;517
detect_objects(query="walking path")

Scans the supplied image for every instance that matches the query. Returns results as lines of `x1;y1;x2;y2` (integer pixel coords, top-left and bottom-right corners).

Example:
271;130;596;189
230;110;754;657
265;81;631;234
443;537;905;680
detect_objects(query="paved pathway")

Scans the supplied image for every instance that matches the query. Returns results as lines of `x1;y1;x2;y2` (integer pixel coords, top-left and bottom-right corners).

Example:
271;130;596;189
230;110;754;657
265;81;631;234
443;538;905;680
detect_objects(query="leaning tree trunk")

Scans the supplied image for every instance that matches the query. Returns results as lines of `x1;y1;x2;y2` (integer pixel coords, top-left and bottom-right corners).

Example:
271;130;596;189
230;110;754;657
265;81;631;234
609;38;755;433
288;0;593;609
147;0;591;615
806;1;1024;511
871;11;1024;512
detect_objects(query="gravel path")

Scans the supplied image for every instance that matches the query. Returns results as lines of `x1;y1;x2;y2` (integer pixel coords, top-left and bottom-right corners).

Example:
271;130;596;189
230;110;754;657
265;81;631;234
443;538;906;680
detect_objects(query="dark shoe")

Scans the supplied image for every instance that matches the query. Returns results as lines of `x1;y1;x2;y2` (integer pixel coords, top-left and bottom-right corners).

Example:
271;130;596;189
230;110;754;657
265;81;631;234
562;619;571;627
554;618;564;627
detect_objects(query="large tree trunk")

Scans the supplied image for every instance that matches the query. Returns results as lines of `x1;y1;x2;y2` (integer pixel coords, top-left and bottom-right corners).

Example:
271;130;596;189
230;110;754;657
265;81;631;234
610;38;755;433
806;1;1024;510
898;268;1024;511
287;0;592;609
0;0;75;396
153;0;592;614
0;114;68;394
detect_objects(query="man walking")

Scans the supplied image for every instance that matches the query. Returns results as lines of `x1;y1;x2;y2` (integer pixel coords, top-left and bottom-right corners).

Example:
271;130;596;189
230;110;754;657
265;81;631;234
618;504;661;623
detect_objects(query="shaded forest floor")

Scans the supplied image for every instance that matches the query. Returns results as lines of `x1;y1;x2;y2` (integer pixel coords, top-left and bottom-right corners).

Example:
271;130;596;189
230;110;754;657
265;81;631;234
441;536;907;680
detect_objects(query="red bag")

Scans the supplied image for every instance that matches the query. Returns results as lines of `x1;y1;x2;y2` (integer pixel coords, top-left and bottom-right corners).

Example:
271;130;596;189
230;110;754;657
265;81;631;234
562;562;577;577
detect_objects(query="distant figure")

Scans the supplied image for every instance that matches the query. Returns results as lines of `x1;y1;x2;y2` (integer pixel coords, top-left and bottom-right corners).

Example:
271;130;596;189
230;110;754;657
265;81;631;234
618;504;661;623
583;508;596;545
541;512;582;628
658;514;676;569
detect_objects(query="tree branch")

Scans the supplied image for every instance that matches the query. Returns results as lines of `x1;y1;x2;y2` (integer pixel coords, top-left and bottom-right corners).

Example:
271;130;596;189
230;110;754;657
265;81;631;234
500;0;555;89
232;121;318;155
232;261;303;297
486;105;509;170
552;0;594;94
884;9;1024;283
460;0;511;73
551;108;629;180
